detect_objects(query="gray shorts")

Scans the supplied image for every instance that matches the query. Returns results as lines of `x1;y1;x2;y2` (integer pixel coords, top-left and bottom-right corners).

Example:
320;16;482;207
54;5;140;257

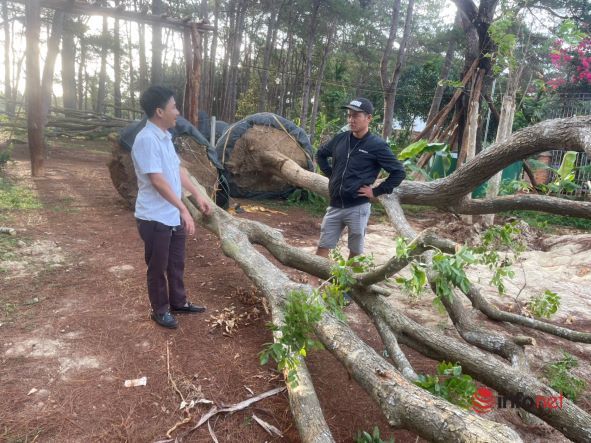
318;203;371;254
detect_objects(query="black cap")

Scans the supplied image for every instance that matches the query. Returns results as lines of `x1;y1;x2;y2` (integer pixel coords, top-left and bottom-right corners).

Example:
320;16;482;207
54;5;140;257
341;97;374;115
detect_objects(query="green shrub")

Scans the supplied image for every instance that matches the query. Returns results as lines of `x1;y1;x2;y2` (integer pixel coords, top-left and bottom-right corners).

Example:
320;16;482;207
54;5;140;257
414;362;477;409
527;290;561;319
545;353;586;401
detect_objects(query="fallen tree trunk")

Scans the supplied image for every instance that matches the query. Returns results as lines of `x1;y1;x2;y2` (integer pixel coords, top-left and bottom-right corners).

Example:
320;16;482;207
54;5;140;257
108;113;591;441
184;199;335;443
239;204;591;441
257;116;591;219
181;180;523;442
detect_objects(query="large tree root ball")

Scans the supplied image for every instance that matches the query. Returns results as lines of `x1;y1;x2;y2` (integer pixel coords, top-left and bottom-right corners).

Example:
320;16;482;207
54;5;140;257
107;134;222;209
216;113;314;199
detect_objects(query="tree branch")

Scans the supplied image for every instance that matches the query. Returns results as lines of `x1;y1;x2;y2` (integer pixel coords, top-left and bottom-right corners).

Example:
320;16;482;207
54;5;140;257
464;284;591;343
374;316;418;381
447;194;591;218
393;116;591;211
358;293;591;442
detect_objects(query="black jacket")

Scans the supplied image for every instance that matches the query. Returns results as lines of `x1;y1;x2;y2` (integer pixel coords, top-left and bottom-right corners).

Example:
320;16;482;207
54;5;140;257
316;131;406;208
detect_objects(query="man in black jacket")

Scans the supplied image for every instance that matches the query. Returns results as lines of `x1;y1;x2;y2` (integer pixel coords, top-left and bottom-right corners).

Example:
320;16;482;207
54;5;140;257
316;98;405;259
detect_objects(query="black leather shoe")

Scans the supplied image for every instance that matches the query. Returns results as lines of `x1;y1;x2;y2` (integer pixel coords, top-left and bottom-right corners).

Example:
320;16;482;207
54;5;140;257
151;311;178;329
171;302;206;314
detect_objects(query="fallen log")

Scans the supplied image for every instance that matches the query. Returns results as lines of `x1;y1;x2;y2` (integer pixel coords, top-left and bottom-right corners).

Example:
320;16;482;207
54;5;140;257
181;179;523;442
106;113;591;441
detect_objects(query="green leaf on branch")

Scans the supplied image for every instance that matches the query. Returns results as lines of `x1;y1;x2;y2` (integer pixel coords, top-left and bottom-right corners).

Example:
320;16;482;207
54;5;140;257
528;290;561;319
545;352;586;401
415;362;477;409
394;236;416;259
260;253;375;386
398;140;448;160
395;262;427;297
260;289;325;387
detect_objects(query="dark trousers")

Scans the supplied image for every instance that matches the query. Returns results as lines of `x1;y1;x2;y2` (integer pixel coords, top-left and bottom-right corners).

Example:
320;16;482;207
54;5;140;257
136;219;187;314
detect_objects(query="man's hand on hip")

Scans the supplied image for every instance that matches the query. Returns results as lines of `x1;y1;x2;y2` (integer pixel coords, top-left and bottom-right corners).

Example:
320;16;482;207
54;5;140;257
357;185;374;199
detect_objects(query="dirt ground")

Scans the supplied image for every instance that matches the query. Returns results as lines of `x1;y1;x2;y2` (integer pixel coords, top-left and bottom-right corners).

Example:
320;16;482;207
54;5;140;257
1;141;590;442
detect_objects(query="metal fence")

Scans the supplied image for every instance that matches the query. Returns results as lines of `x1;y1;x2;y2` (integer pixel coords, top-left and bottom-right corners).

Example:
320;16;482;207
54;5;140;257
542;93;591;197
543;93;591;119
547;150;591;197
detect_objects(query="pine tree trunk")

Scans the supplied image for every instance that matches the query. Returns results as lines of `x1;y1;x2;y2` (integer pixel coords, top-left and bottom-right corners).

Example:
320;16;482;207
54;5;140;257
151;0;163;85
309;29;334;143
2;0;13;115
126;21;136;114
113;0;122;118
426;12;459;124
219;0;234;119
61;18;77;111
183;25;202;125
25;0;44;176
95;15;108;114
299;0;320;131
277;25;293;117
139;22;148;91
223;0;245;121
258;2;279;112
208;0;219;116
269;34;284;113
382;0;414;140
199;0;209;112
77;37;86;110
41;10;64;117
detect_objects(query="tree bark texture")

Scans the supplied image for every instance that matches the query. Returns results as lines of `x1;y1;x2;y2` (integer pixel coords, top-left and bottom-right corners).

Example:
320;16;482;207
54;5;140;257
61;17;77;111
41;10;64;118
107;112;591;441
426;12;460;125
309;25;335;142
207;0;219;116
255;116;591;219
258;1;280;113
77;31;86;110
222;0;246;122
180;180;524;443
449;0;499;152
299;0;321;132
483;63;525;225
25;0;45;176
381;0;414;140
150;0;163;85
95;14;108;114
113;1;122;118
3;0;13;115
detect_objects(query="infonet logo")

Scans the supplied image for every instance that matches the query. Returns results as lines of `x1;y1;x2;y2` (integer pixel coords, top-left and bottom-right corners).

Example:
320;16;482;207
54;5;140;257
472;387;564;414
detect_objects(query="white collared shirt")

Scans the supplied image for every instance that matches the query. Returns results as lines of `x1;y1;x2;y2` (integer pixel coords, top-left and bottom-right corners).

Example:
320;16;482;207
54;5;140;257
131;120;182;226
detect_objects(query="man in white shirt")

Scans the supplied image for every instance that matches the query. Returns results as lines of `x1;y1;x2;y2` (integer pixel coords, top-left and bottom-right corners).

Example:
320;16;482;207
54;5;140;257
132;86;212;329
